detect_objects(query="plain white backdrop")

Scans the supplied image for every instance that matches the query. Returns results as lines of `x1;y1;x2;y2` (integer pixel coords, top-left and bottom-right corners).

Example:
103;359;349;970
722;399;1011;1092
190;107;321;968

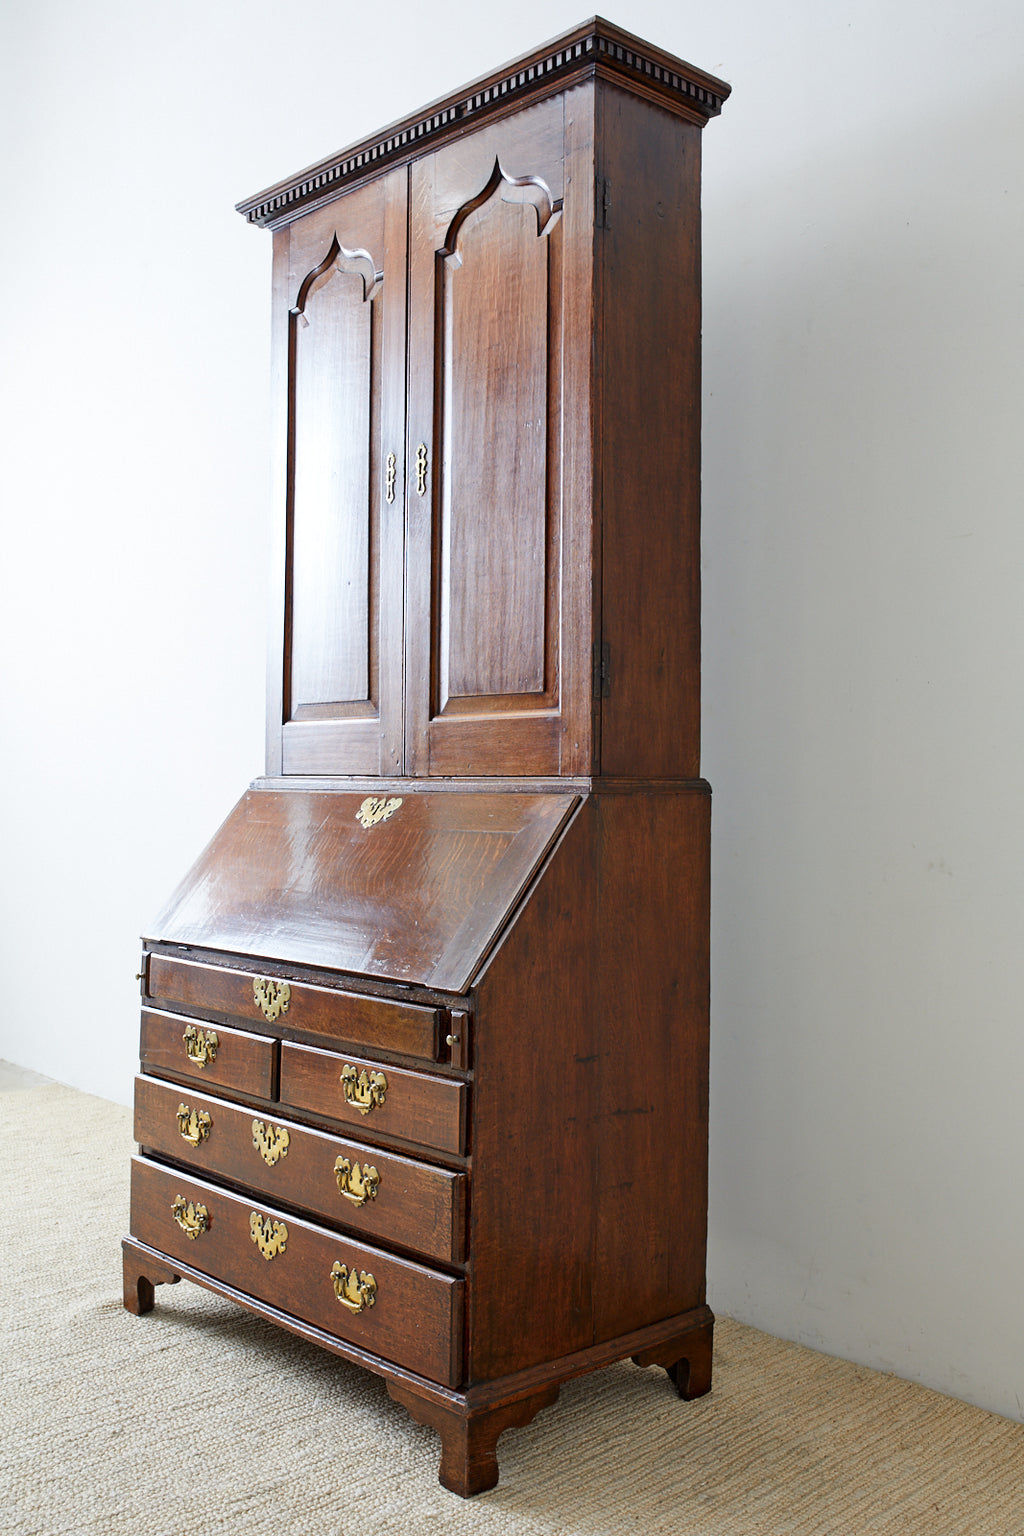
3;0;1022;1426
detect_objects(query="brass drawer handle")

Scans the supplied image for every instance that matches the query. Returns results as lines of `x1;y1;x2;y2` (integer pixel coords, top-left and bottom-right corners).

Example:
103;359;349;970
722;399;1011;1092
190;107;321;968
176;1103;212;1147
334;1157;380;1206
340;1063;387;1116
171;1195;209;1240
182;1026;218;1068
253;977;290;1022
252;1119;290;1167
331;1262;377;1313
250;1211;288;1261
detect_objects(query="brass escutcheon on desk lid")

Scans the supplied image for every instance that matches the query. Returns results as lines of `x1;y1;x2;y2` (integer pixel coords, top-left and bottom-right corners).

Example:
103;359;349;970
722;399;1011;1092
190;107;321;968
250;1211;288;1261
331;1261;377;1313
333;1157;380;1206
176;1103;212;1147
172;1195;210;1240
252;976;290;1023
356;795;402;830
182;1025;218;1068
252;1119;290;1167
340;1063;387;1116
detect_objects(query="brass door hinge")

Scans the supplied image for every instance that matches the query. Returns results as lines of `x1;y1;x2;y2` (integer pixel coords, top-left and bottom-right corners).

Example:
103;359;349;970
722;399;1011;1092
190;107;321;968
593;640;611;700
599;178;611;229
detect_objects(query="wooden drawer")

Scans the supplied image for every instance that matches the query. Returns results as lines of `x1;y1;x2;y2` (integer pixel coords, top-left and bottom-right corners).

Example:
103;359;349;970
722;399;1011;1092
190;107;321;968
281;1042;467;1156
130;1156;463;1387
134;1076;466;1265
140;1008;277;1099
147;953;441;1061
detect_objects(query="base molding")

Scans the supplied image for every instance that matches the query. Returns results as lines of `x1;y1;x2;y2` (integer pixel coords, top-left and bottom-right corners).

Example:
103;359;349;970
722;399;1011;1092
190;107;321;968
122;1237;713;1495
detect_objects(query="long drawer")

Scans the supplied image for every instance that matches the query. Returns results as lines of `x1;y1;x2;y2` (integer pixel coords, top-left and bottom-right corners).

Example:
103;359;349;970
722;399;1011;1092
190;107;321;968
146;953;441;1061
135;1075;466;1265
280;1041;467;1156
140;1008;277;1099
130;1157;464;1388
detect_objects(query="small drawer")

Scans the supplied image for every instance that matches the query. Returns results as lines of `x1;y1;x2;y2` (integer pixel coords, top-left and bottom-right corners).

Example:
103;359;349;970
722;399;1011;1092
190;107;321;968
146;953;441;1061
134;1076;466;1265
281;1042;467;1157
140;1008;277;1099
130;1156;464;1388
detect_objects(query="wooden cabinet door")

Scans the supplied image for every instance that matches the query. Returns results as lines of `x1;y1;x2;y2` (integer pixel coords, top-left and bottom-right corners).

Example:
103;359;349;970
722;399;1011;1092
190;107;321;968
404;92;595;776
270;169;407;776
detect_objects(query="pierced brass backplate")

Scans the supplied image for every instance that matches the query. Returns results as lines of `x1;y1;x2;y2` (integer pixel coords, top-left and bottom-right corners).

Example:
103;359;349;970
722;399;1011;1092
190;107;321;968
172;1195;209;1240
334;1157;380;1206
182;1026;218;1068
385;451;397;504
252;1119;290;1167
331;1261;377;1313
355;795;402;830
253;976;290;1023
176;1103;212;1147
340;1063;387;1116
250;1211;288;1261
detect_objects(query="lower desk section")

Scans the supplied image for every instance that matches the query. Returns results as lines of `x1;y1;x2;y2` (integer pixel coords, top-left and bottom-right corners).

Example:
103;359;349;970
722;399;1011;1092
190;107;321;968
130;1156;464;1388
134;1076;466;1265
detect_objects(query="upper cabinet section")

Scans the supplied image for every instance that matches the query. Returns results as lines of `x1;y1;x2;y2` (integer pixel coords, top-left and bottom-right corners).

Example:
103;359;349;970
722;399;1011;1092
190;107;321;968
243;20;730;782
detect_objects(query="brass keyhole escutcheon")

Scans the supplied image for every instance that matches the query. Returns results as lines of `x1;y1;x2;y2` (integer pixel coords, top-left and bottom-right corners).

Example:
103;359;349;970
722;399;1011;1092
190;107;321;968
253;977;290;1023
385;451;397;504
415;442;428;496
355;795;402;830
252;1119;290;1167
250;1211;288;1261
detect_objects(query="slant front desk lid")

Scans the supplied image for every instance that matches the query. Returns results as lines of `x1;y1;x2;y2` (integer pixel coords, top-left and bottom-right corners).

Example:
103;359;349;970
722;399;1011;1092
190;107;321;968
147;787;580;994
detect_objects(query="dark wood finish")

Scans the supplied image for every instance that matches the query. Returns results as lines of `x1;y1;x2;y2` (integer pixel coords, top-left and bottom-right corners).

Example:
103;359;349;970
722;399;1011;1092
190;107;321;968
139;1008;277;1100
404;94;583;778
464;785;709;1380
595;86;704;779
274;170;409;777
280;1042;467;1157
387;1379;560;1497
134;1075;466;1264
130;1157;464;1387
147;953;441;1061
121;1242;179;1315
127;21;726;1498
632;1314;714;1399
236;19;729;230
147;787;578;991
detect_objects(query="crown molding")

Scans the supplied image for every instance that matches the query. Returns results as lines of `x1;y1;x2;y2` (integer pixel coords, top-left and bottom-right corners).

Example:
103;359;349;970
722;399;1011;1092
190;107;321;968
236;18;730;231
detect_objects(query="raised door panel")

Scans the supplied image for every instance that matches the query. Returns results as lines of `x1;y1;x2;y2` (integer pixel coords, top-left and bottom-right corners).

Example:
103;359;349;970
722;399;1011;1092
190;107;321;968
404;91;596;776
271;170;407;776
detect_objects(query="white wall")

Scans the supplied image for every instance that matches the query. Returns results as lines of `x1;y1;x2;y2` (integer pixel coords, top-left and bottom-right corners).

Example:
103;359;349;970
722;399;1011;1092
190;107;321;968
3;0;1022;1425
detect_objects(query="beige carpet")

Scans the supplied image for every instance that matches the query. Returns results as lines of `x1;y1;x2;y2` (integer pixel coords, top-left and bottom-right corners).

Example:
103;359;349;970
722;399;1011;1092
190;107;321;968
2;1083;1021;1536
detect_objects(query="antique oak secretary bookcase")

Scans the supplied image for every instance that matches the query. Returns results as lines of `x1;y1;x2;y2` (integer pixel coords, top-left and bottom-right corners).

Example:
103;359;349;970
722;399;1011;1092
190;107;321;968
123;19;730;1497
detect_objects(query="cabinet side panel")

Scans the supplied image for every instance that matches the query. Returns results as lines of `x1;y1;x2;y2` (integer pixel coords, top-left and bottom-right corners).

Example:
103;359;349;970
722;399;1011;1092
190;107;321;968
597;87;703;778
591;788;710;1340
468;799;600;1379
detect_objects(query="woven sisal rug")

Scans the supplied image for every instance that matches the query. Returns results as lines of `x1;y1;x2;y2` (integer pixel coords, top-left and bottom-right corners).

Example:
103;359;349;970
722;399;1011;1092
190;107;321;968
2;1083;1021;1535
